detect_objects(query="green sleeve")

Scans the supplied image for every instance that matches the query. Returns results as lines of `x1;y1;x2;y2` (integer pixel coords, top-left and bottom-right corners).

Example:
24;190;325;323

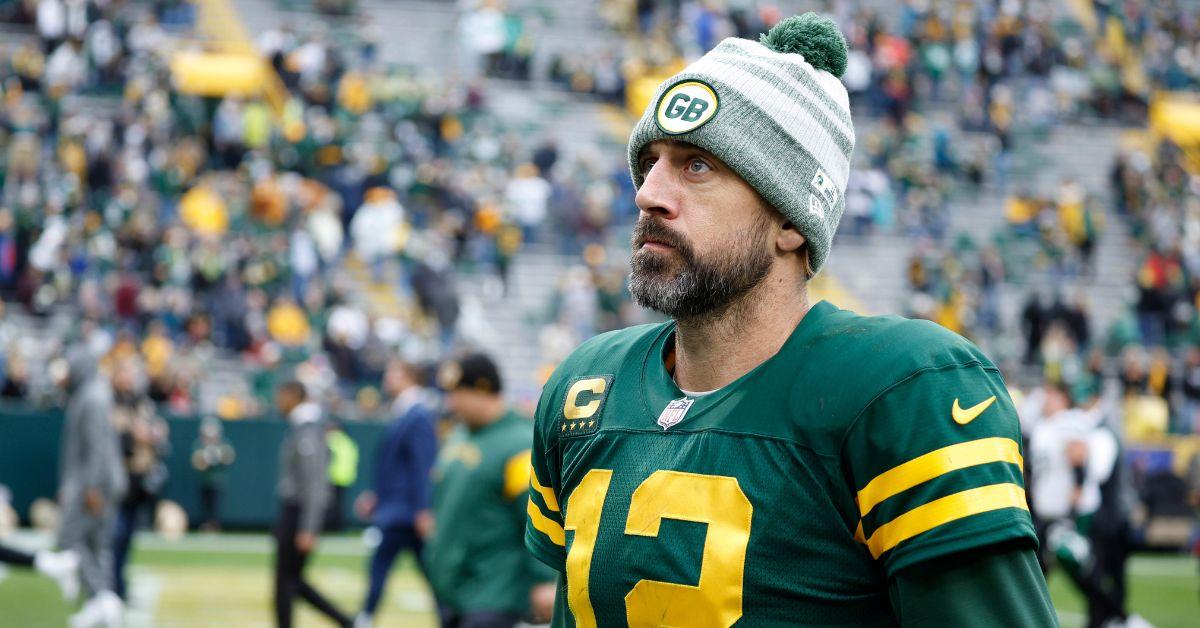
511;472;560;583
525;374;567;570
889;542;1058;626
527;544;560;583
842;362;1037;576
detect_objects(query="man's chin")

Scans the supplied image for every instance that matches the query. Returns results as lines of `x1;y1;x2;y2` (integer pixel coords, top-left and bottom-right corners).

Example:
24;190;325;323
629;264;682;287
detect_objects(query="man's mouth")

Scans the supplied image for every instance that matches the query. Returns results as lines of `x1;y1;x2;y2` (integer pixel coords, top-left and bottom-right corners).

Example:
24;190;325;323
640;239;675;250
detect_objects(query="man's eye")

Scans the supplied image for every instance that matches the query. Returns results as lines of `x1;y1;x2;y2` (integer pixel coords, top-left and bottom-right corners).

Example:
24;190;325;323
687;159;711;173
640;158;657;175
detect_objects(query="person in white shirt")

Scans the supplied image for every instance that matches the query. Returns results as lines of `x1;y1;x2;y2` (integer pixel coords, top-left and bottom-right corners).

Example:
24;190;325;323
350;189;405;283
1027;382;1142;628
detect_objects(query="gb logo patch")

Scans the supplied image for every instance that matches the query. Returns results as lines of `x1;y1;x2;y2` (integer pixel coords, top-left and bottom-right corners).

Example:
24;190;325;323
655;80;720;135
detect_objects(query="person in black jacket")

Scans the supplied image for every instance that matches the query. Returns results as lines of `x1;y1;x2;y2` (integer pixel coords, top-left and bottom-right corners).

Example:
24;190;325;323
110;357;169;601
353;359;438;628
273;380;351;628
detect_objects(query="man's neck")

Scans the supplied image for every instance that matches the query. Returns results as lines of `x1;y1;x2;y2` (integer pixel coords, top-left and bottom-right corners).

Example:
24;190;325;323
392;383;420;408
672;276;810;392
289;401;322;425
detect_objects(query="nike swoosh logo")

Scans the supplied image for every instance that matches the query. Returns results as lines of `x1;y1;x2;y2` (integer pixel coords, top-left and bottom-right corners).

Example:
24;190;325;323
952;396;997;425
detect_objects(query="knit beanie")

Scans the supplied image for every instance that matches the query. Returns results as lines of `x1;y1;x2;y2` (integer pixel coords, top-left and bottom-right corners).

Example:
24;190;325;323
627;13;855;277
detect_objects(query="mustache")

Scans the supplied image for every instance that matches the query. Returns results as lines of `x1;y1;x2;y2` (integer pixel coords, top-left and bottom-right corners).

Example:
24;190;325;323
632;218;692;254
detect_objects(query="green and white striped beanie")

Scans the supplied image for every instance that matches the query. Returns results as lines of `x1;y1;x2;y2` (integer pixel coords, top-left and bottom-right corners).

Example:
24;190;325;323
627;13;855;277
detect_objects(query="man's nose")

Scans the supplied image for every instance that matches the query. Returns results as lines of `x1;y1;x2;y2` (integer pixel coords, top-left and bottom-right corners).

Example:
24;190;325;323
634;159;680;220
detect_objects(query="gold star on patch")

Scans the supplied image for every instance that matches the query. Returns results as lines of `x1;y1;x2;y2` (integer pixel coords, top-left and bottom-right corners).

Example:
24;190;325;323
588;420;596;428
561;424;567;432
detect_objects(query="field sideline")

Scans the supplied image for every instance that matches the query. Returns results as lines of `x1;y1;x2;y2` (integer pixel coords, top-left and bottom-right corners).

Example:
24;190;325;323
0;532;1196;627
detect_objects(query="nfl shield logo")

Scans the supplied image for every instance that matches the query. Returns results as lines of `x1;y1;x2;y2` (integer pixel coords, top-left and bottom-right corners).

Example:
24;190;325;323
657;397;695;431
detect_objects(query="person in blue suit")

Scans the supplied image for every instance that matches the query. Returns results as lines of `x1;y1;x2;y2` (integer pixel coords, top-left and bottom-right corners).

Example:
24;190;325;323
353;359;439;628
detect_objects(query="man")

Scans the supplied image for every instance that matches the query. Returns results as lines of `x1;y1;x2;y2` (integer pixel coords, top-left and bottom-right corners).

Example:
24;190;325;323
525;13;1056;627
354;359;438;628
1077;402;1138;628
191;416;236;531
273;380;352;628
55;345;126;628
110;356;170;601
1029;383;1142;628
424;353;556;628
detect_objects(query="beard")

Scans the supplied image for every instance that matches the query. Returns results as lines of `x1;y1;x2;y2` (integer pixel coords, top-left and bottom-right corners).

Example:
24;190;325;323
628;213;774;321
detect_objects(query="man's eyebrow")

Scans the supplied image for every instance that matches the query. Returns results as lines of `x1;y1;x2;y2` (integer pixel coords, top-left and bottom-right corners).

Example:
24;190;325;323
640;139;700;158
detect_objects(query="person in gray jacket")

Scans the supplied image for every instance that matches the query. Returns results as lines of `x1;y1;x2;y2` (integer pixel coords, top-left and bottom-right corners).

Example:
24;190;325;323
54;345;126;628
273;380;352;628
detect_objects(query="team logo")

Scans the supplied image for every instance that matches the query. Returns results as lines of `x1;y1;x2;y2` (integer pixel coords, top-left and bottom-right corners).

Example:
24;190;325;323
655;80;720;135
560;375;613;437
809;167;840;217
656;397;695;430
811;168;840;207
951;395;997;425
438;441;482;469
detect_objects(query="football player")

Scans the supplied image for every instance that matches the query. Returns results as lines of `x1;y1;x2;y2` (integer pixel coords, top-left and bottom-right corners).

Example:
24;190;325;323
525;13;1056;627
426;353;557;627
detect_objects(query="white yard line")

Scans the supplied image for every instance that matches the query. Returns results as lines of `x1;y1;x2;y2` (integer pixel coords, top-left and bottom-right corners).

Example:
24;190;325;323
125;569;162;628
136;532;370;557
1128;556;1200;578
1057;609;1087;628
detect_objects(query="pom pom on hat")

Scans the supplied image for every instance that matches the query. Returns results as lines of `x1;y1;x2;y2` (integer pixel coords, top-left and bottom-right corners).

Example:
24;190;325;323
759;12;849;78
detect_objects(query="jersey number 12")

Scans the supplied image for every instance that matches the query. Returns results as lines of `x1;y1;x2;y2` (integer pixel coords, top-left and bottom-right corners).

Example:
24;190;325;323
564;469;753;628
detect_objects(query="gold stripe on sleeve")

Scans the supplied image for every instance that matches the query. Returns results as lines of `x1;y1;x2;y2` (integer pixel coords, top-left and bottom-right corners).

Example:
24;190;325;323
527;498;566;546
865;483;1028;558
530;473;560;512
857;437;1023;517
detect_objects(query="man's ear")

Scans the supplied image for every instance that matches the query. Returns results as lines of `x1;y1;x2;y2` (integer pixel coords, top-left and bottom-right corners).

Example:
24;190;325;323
777;221;806;254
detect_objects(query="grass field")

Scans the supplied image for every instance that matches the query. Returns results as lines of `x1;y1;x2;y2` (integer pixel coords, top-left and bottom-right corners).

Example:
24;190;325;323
0;532;1196;627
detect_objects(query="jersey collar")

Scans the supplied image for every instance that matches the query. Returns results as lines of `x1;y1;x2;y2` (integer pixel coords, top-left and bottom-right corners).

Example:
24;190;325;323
641;300;838;428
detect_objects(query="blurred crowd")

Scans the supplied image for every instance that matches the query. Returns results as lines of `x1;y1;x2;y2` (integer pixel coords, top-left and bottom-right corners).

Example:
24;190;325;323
0;0;1198;441
0;0;648;416
565;0;1186;121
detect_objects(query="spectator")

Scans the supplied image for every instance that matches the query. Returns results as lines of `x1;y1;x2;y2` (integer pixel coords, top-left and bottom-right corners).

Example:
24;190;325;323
2;354;31;400
349;188;405;283
191;417;236;532
504;163;551;244
459;0;510;78
267;297;312;348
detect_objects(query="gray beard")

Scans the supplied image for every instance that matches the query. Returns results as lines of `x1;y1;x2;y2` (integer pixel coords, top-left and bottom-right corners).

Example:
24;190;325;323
628;222;772;321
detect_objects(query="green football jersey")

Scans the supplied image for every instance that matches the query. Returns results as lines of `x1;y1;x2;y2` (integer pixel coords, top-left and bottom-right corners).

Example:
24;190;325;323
427;409;554;614
526;301;1039;627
